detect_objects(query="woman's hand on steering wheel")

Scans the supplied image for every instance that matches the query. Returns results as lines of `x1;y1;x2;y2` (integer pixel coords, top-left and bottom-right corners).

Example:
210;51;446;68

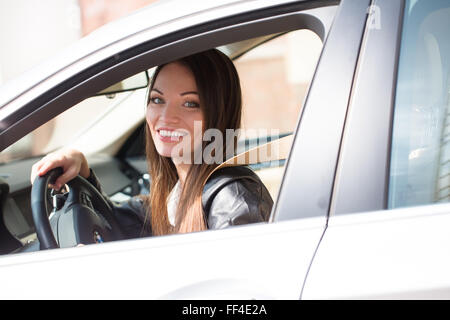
31;148;90;191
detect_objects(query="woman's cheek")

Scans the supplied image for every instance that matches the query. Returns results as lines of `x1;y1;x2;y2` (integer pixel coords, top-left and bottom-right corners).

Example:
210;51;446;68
146;108;157;132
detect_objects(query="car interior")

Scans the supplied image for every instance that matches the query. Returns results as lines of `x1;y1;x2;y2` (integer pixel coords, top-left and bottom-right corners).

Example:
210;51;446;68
0;27;323;255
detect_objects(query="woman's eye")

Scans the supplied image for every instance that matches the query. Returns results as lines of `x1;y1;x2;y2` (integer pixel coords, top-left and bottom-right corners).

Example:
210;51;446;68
150;97;164;104
183;101;200;108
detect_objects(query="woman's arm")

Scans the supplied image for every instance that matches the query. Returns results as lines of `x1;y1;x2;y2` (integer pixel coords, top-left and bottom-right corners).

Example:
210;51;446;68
30;149;150;238
87;168;150;238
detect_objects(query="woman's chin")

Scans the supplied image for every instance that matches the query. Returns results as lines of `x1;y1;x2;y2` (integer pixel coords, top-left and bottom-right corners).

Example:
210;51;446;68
154;139;194;162
155;145;182;160
156;148;174;158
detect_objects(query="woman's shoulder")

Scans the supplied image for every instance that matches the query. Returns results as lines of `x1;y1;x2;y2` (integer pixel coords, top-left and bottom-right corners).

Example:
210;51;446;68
202;165;273;225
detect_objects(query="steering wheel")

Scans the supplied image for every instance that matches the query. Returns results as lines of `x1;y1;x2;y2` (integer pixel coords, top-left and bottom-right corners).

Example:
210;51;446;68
31;167;125;249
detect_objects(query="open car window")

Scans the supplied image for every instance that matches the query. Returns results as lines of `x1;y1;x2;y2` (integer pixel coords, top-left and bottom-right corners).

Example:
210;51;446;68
0;28;323;248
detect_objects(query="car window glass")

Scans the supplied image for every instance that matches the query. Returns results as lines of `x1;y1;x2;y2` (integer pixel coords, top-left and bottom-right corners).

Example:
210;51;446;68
389;0;450;208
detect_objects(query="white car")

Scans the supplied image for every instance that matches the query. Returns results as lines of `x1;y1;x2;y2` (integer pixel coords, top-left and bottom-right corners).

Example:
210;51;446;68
0;0;449;300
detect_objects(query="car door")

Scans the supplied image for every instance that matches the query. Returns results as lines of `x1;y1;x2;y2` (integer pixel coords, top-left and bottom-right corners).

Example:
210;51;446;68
302;0;450;299
0;0;368;299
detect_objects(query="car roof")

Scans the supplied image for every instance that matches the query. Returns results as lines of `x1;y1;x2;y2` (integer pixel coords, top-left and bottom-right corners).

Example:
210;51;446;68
0;0;305;110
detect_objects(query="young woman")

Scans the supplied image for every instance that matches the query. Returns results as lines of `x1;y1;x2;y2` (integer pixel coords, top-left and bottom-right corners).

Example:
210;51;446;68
30;49;273;238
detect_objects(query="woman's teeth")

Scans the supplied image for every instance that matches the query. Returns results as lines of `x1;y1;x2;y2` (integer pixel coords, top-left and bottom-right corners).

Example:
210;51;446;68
159;130;186;137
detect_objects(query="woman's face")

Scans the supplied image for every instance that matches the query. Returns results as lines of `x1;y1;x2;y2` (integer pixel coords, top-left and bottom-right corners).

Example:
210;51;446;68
147;62;204;162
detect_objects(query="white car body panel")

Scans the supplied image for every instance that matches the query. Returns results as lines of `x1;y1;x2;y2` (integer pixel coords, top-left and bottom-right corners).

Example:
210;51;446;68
0;215;326;299
302;203;450;299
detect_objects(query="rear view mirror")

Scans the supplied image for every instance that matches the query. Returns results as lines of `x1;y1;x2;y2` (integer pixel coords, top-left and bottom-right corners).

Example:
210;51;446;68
96;71;149;99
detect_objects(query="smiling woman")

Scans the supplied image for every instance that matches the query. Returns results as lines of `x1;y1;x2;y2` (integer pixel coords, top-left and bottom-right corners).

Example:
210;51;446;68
30;49;274;240
145;49;254;235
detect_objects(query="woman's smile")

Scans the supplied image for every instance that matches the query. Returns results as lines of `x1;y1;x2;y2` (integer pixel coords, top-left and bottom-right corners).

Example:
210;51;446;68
157;128;188;142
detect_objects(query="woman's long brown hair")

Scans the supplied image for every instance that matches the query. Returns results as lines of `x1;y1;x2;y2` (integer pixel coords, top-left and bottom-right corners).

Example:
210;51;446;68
143;49;242;236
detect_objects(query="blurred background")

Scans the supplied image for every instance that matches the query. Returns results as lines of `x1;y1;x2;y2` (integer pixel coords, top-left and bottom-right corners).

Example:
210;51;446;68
0;0;159;82
0;0;321;163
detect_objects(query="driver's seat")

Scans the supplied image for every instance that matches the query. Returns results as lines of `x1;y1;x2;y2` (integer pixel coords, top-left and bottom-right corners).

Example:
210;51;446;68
0;178;23;254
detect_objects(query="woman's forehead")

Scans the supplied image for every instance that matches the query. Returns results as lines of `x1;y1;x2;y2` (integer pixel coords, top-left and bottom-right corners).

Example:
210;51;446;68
153;62;197;93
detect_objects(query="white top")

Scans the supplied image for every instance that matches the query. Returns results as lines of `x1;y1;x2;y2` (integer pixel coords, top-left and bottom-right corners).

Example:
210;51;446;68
167;180;181;227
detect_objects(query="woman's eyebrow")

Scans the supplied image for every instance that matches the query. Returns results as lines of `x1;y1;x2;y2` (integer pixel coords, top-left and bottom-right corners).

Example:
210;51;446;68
180;91;198;96
151;88;164;95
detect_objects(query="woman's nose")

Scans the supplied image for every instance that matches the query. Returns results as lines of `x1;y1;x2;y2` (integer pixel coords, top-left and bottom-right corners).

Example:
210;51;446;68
160;100;180;122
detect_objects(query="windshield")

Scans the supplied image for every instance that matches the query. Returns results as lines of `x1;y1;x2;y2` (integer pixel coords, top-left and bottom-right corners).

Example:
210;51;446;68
0;89;147;164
